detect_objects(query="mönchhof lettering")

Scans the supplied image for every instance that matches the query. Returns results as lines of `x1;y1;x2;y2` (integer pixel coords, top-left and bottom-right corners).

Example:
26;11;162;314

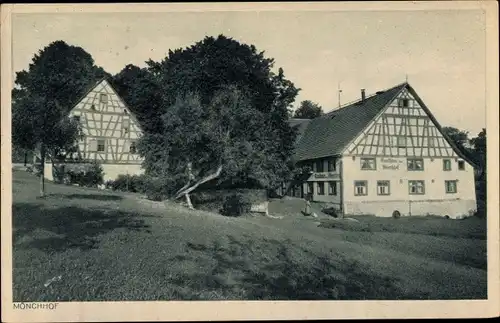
13;302;59;310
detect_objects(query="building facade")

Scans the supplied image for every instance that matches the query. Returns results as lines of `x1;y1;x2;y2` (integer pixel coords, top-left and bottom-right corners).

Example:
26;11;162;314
44;78;145;182
287;82;477;219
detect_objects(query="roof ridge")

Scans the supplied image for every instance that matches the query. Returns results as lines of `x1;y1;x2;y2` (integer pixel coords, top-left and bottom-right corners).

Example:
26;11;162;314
324;82;408;116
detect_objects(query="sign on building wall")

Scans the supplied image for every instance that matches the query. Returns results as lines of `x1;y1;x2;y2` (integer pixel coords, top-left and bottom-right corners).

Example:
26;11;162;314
380;158;405;170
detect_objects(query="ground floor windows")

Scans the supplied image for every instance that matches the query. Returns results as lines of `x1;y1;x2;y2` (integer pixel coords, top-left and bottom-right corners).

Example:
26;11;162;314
328;181;337;196
317;182;325;195
307;182;314;194
408;180;425;195
377;180;390;195
354;180;368;196
445;180;457;193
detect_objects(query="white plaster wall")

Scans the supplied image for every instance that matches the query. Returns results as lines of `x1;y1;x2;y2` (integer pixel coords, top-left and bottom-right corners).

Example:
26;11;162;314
302;158;342;204
341;155;477;218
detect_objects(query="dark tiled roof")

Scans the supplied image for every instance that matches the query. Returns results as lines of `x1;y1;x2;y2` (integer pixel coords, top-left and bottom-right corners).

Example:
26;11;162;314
292;82;407;161
288;118;311;145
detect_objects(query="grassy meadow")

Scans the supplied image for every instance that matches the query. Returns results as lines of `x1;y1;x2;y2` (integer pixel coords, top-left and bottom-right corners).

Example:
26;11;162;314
11;170;487;301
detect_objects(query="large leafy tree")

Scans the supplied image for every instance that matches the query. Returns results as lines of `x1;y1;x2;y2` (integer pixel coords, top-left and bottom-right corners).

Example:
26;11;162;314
293;100;323;119
12;40;109;196
138;35;300;205
442;126;474;159
110;64;164;133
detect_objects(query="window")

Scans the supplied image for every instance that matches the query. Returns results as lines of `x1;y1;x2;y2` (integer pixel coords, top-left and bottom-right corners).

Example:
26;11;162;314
398;98;410;108
73;115;80;123
100;93;108;104
428;137;435;147
123;119;130;134
443;159;452;171
315;160;324;172
407;158;424;171
328;181;337;196
377;181;390;196
317;182;325;195
458;160;465;170
397;136;407;148
97;139;106;152
445;180;457;194
360;158;376;170
90;104;96;110
354;181;368;196
328;159;336;172
408;180;425;195
307;182;314;194
129;141;137;154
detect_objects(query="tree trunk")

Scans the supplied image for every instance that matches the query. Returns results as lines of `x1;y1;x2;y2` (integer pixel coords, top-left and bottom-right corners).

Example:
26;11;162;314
23;150;27;166
39;144;46;197
174;165;223;201
185;193;194;210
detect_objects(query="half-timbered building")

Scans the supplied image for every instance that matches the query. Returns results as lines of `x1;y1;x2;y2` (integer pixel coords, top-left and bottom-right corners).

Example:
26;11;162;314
285;82;477;219
44;78;145;182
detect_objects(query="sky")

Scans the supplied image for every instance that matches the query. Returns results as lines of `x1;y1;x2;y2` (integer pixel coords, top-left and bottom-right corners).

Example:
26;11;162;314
11;8;486;135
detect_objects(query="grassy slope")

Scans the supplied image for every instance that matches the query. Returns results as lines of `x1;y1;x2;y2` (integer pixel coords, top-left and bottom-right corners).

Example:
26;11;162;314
12;171;487;301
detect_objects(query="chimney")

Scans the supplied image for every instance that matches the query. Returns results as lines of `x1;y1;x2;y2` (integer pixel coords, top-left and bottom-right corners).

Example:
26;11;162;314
361;89;366;101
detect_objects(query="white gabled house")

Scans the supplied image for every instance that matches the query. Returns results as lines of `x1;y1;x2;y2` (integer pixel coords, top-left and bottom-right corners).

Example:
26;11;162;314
285;82;477;219
44;78;146;182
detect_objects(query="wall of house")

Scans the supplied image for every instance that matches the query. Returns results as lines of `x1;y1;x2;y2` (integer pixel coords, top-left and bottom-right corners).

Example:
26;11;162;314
301;157;342;206
341;155;477;218
68;79;144;164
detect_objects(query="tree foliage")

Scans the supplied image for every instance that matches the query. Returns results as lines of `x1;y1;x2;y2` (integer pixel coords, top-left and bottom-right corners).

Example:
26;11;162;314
293;100;323;119
137;35;300;200
12;40;110;196
110;64;164;133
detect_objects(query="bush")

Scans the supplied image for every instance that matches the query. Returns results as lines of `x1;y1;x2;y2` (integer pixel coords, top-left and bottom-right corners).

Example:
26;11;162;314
52;162;104;188
322;207;339;218
106;174;146;193
221;193;252;217
141;175;182;201
191;189;267;213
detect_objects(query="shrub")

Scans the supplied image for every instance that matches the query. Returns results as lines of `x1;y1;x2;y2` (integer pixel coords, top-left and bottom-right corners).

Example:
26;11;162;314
52;162;104;188
322;207;339;218
392;210;401;219
221;193;252;217
107;174;146;193
141;175;180;201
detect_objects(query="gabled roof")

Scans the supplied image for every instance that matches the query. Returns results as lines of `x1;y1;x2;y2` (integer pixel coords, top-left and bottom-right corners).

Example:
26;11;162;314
291;82;406;161
289;82;477;168
68;77;145;133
